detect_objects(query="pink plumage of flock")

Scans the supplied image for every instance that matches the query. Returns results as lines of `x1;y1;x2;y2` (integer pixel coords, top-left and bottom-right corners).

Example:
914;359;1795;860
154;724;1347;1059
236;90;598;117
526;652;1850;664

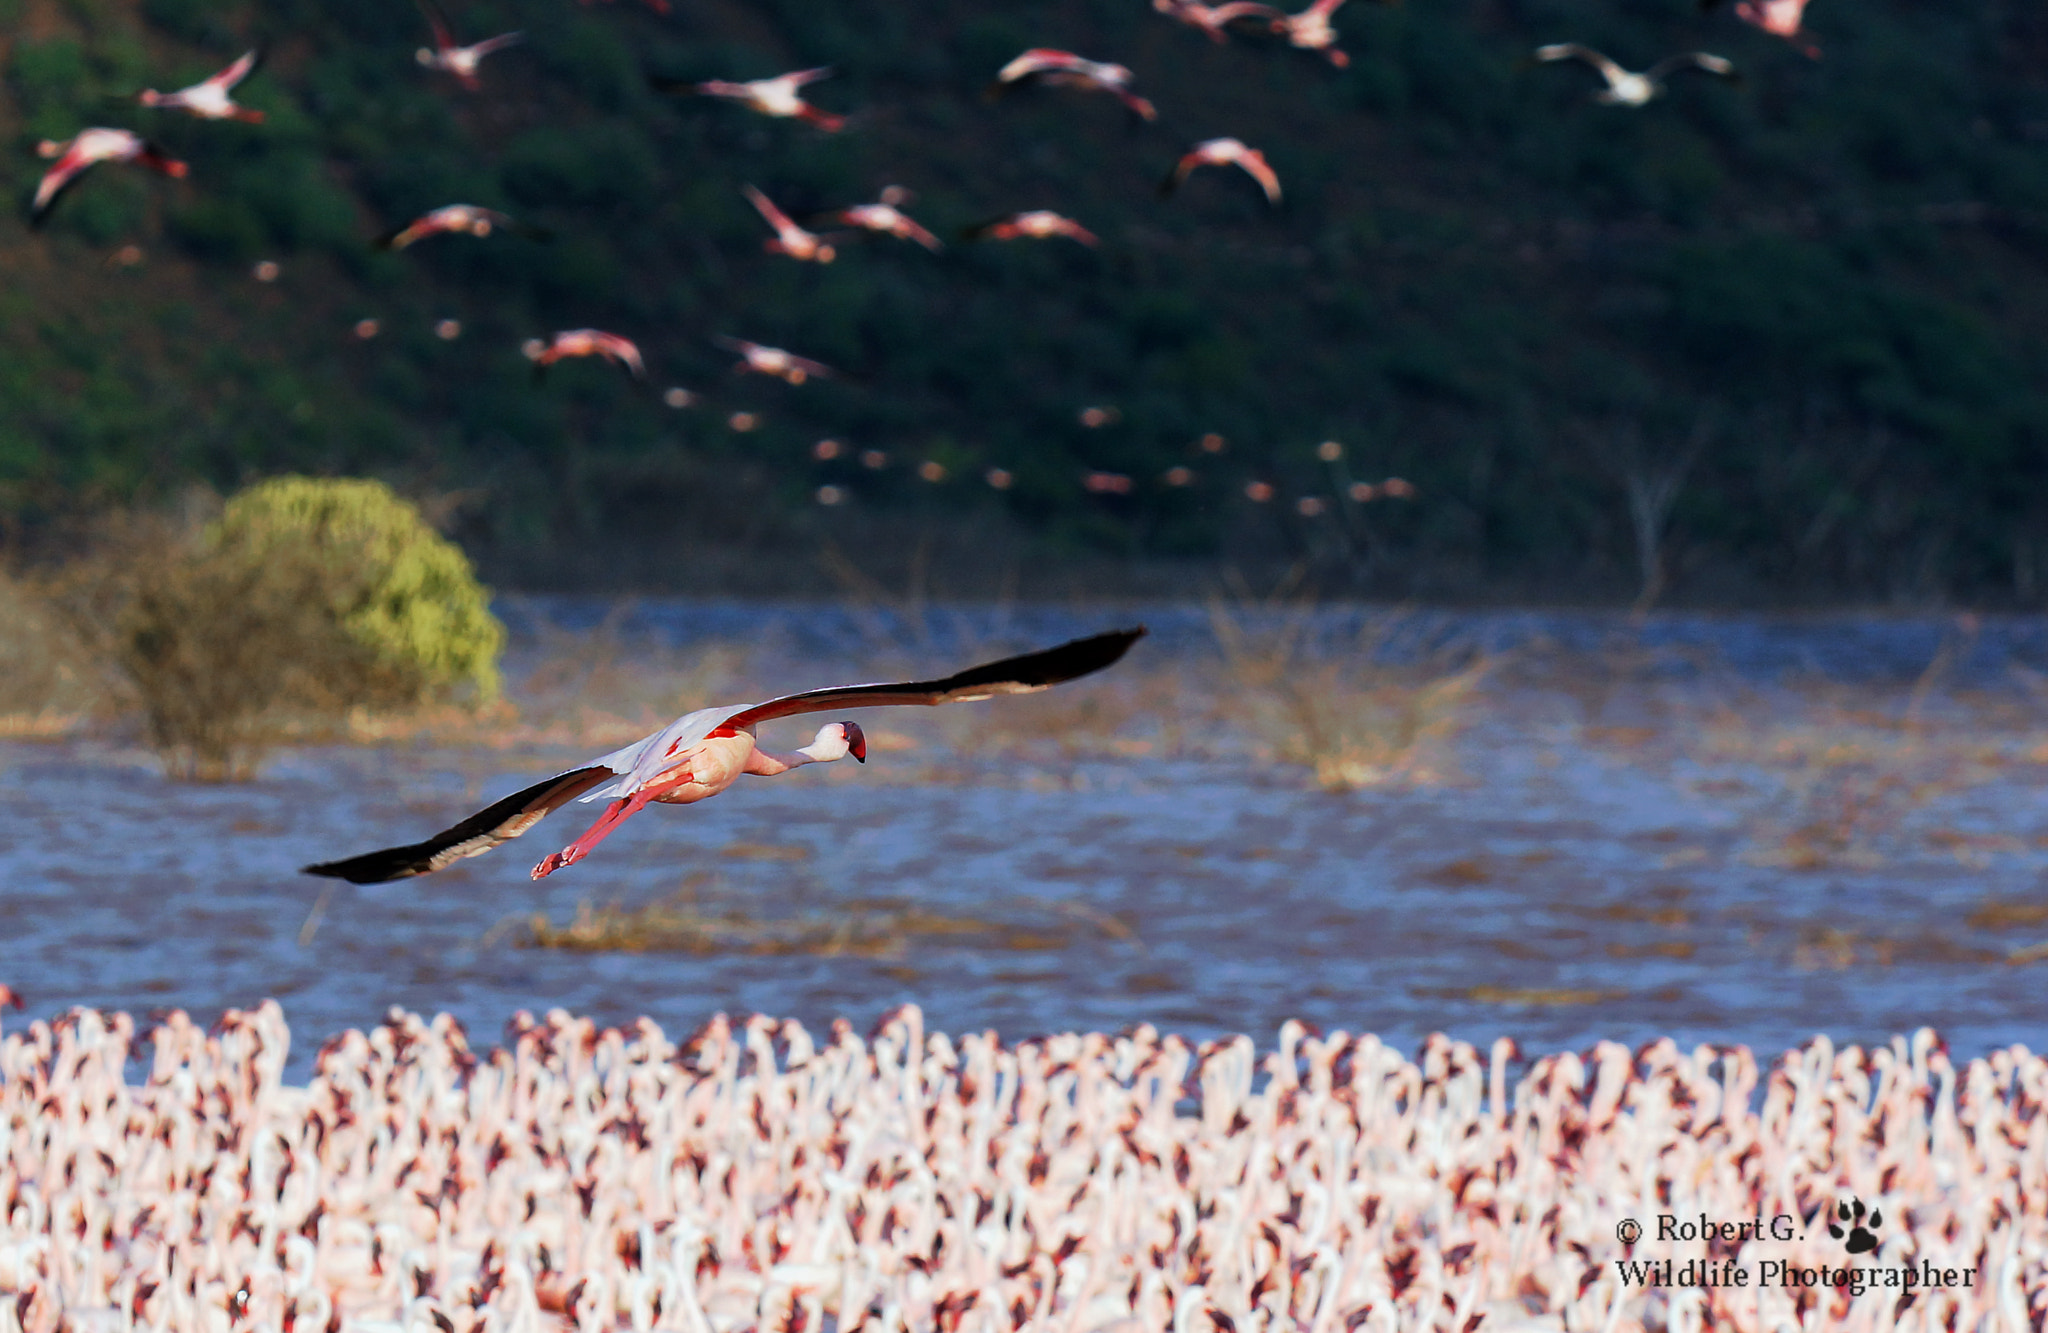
1;996;2040;1333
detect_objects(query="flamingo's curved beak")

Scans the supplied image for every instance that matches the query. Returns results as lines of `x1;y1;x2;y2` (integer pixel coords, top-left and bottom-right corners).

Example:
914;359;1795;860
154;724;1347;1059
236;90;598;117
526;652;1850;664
842;721;867;763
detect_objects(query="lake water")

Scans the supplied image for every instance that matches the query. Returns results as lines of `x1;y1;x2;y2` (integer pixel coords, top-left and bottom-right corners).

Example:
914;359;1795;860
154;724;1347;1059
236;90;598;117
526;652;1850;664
4;599;2047;1074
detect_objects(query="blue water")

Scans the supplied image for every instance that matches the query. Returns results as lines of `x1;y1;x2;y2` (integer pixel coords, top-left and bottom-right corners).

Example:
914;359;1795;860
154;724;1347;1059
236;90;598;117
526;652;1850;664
3;600;2045;1075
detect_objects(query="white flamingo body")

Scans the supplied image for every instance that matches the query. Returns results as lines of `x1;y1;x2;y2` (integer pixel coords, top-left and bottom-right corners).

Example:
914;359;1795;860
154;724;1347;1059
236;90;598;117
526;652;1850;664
826;196;942;251
416;0;521;89
742;185;836;262
966;210;1099;246
138;50;264;121
1274;0;1350;66
522;329;646;380
32;129;187;224
692;69;844;131
716;336;834;384
302;630;1143;882
377;204;535;249
992;49;1157;120
1533;44;1736;106
1164;137;1282;204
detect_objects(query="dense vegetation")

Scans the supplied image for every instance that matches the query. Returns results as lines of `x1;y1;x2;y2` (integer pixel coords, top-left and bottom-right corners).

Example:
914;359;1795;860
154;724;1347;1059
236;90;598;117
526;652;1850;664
4;0;2046;602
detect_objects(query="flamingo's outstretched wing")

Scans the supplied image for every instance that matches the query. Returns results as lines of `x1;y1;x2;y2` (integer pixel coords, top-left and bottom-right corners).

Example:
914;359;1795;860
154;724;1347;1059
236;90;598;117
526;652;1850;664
303;765;615;882
718;627;1146;730
416;0;457;50
1647;51;1736;82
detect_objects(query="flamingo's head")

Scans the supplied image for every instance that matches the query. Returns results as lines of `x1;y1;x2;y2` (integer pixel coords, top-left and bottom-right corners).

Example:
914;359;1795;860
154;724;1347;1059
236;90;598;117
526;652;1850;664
816;243;835;263
0;985;21;1011
822;721;866;763
520;338;547;361
879;184;911;206
138;89;164;106
471;217;493;236
36;140;61;159
416;48;436;66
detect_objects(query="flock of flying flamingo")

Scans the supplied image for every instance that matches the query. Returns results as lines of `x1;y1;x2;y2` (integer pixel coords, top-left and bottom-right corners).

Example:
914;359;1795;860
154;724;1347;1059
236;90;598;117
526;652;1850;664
20;0;1817;514
0;999;2036;1333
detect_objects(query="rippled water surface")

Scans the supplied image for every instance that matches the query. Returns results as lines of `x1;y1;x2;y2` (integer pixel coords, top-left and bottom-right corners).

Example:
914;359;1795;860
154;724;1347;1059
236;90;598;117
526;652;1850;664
6;600;2048;1071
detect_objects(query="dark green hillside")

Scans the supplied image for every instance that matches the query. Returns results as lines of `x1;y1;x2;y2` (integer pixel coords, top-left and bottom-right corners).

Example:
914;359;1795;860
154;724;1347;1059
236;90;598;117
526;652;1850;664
4;0;2047;600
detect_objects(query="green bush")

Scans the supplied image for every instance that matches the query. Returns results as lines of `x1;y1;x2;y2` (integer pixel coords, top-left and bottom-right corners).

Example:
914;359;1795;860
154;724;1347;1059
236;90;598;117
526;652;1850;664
209;476;505;704
52;479;504;780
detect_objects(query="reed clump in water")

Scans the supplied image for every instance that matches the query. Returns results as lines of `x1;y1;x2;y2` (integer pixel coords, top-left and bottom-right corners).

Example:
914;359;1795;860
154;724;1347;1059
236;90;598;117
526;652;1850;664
1210;598;1488;790
515;886;1075;957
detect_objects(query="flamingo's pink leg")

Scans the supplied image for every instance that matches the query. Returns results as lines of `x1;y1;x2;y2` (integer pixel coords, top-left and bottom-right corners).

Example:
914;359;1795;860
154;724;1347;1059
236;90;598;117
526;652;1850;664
531;770;693;879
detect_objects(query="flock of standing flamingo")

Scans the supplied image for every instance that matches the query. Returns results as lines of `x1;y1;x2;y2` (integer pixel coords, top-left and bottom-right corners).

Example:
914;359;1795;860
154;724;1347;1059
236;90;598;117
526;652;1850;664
0;999;2037;1333
20;0;1815;514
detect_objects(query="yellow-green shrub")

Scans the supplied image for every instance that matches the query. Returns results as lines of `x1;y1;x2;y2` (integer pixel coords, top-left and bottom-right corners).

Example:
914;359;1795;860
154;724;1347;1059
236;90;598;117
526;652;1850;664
209;476;504;704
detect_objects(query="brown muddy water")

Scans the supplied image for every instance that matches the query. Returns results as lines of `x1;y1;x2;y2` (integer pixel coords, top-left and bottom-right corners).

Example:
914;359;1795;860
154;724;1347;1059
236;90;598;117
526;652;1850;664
4;601;2048;1072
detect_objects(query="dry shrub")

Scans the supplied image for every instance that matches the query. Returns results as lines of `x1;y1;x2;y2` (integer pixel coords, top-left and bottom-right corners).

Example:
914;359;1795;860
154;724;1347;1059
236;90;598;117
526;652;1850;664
0;569;107;736
1211;600;1488;790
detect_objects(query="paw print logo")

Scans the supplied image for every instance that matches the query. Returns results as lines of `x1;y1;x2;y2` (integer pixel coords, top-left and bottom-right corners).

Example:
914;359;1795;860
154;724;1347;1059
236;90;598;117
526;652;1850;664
1828;1197;1883;1255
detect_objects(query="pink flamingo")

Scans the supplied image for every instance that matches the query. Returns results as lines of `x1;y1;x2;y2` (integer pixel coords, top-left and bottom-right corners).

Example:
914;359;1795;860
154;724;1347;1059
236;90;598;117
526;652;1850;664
1154;0;1283;43
1162;137;1282;205
1702;0;1820;57
818;187;942;252
137;50;265;121
521;330;646;381
301;629;1144;881
664;68;846;131
715;336;835;384
989;50;1156;121
741;185;837;262
415;0;522;89
1272;0;1352;66
31;129;187;226
962;210;1099;246
375;204;548;250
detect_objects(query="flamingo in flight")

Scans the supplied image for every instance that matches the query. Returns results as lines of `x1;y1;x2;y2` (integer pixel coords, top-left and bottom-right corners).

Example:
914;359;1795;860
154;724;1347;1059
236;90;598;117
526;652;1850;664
31;129;187;226
376;204;549;249
138;49;265;121
990;50;1156;122
1701;0;1819;57
416;0;522;89
819;187;942;251
716;336;834;384
304;629;1144;882
963;211;1099;246
660;68;846;131
522;330;646;381
1162;138;1281;205
1154;0;1283;44
742;185;837;262
1532;45;1737;106
1272;0;1354;66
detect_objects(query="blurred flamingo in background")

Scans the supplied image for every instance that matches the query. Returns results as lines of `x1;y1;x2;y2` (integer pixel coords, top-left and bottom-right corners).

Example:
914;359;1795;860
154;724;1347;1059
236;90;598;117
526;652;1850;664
415;0;522;89
31;130;187;225
963;210;1099;246
1531;44;1738;106
990;50;1157;121
1703;0;1820;57
1155;0;1284;43
375;204;548;249
716;336;836;384
1272;0;1353;66
1162;138;1282;205
667;68;846;131
522;329;646;381
137;50;265;121
742;185;838;262
819;187;943;251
